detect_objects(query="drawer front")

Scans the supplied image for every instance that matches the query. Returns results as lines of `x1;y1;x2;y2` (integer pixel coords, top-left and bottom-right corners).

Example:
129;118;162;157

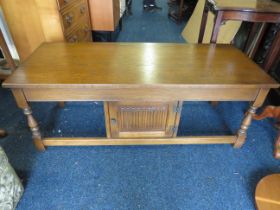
60;0;89;34
65;22;92;42
57;0;77;10
105;101;182;138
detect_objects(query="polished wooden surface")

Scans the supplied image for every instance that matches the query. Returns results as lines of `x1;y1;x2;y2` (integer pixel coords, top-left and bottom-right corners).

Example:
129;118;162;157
255;174;280;210
3;43;278;89
210;0;280;13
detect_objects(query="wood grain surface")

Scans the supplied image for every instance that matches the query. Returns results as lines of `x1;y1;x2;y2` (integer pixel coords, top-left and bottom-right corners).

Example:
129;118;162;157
42;136;236;146
105;101;181;138
3;42;278;89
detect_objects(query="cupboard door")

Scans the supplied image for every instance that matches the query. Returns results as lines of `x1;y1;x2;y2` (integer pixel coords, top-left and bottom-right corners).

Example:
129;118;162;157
105;101;182;138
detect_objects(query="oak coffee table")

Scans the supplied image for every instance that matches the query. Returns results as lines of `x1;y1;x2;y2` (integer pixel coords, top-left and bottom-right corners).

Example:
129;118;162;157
3;43;279;151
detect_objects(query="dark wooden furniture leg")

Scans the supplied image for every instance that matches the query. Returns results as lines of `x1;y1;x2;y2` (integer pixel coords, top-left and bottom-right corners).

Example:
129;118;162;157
275;132;280;159
125;0;132;15
210;11;223;43
0;29;15;137
0;29;16;71
253;105;280;159
58;102;65;108
0;129;7;138
198;1;209;43
244;23;268;59
244;23;260;53
263;30;280;72
12;89;45;151
178;0;184;22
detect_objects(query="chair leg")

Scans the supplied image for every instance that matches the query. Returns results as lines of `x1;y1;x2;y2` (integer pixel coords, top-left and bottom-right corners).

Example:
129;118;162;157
274;131;280;159
0;129;7;138
210;101;218;107
58;102;65;108
253;105;280;159
234;105;257;148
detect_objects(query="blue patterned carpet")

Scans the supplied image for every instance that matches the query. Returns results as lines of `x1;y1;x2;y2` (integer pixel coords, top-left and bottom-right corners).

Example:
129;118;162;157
1;0;280;209
116;0;185;43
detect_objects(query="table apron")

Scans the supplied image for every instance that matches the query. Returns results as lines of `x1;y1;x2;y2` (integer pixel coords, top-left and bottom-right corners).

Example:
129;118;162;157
22;87;260;101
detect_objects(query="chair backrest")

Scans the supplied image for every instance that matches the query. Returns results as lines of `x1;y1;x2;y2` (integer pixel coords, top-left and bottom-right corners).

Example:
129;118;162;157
0;28;16;79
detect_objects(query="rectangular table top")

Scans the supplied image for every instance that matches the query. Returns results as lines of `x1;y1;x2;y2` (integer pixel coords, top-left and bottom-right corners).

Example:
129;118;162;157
208;0;280;13
3;42;279;89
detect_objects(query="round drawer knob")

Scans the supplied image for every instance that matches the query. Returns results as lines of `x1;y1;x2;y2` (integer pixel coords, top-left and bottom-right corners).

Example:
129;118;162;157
65;13;73;25
80;5;86;14
68;35;78;42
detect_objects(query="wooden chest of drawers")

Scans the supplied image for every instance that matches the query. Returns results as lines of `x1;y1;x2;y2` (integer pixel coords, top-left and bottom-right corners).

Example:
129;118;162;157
57;0;92;42
1;0;93;61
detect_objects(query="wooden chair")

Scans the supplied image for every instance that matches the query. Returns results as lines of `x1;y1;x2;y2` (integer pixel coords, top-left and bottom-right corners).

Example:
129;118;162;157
255;174;280;210
253;106;280;159
0;28;17;137
0;28;16;79
252;28;280;159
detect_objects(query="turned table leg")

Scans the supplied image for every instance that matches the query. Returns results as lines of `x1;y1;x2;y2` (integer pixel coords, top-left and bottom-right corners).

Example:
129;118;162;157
12;89;45;151
234;105;257;148
234;89;269;148
23;107;45;151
